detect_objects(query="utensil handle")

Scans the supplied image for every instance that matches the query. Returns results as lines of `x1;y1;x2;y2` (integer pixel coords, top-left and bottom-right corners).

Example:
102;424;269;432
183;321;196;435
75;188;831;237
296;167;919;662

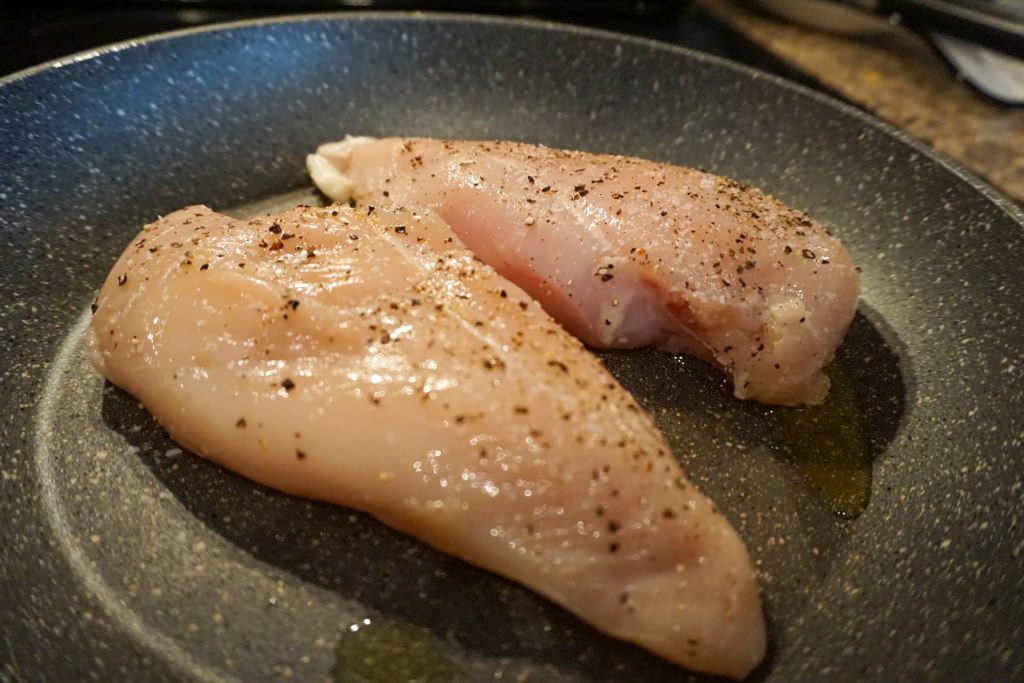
874;0;1024;58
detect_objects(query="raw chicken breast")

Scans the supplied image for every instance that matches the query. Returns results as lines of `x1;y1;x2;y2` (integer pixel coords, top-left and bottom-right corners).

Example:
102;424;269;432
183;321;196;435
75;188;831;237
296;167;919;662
89;204;766;678
308;137;860;406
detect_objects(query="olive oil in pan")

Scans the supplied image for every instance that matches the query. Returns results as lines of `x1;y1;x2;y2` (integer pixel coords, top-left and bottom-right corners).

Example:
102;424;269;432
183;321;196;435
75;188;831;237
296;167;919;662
767;362;871;519
600;347;883;520
333;618;463;683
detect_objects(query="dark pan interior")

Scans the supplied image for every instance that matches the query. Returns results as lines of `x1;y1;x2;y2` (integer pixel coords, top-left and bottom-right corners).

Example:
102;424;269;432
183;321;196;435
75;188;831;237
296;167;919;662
1;14;1021;682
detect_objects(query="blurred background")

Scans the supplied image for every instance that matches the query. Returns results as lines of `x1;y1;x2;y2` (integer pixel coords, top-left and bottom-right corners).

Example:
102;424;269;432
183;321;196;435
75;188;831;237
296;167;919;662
3;1;1022;203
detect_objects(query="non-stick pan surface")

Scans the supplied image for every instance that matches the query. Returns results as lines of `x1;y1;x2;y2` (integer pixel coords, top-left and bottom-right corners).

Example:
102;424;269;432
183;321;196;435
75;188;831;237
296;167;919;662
1;14;1021;682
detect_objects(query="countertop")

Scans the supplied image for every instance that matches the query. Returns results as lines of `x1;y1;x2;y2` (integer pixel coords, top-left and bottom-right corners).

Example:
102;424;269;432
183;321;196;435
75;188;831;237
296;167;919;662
706;0;1024;205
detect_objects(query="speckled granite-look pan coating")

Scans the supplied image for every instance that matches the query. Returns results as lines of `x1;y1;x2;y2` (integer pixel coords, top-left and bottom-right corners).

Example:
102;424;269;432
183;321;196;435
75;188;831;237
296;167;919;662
0;13;1021;683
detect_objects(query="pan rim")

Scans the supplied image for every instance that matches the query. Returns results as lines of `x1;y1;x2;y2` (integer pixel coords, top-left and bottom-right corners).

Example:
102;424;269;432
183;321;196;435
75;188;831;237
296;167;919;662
1;10;1021;230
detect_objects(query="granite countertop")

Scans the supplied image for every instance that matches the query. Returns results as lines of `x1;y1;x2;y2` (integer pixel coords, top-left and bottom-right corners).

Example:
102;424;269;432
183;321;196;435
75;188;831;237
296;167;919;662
704;0;1024;205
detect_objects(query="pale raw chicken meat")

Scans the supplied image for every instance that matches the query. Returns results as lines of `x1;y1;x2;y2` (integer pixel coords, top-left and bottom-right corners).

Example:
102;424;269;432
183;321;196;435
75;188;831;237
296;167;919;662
307;137;860;406
89;204;766;678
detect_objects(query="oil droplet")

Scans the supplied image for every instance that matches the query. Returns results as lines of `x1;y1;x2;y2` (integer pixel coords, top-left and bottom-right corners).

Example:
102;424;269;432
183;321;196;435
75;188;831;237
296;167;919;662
332;618;463;683
769;361;872;518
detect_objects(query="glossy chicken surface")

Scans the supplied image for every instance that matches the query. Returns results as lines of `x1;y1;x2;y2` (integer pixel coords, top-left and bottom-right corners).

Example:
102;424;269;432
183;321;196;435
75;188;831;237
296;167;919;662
90;204;766;678
309;137;860;405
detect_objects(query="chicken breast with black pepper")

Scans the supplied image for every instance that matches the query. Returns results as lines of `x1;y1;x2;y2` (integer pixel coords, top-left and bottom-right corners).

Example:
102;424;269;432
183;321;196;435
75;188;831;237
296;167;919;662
89;204;765;678
308;137;860;405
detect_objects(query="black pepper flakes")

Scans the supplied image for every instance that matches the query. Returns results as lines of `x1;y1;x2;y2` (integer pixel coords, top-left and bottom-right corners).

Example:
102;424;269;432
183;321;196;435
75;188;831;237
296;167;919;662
268;224;282;234
281;378;295;391
802;248;816;259
394;226;407;234
117;274;128;286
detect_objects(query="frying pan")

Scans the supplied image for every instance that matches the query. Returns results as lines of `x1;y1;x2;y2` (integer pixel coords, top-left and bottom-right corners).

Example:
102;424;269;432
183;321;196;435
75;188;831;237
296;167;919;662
1;13;1021;682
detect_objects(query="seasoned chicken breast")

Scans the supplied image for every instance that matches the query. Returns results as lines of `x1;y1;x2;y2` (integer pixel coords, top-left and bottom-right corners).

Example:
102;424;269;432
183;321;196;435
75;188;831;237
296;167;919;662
308;137;860;405
89;204;765;678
